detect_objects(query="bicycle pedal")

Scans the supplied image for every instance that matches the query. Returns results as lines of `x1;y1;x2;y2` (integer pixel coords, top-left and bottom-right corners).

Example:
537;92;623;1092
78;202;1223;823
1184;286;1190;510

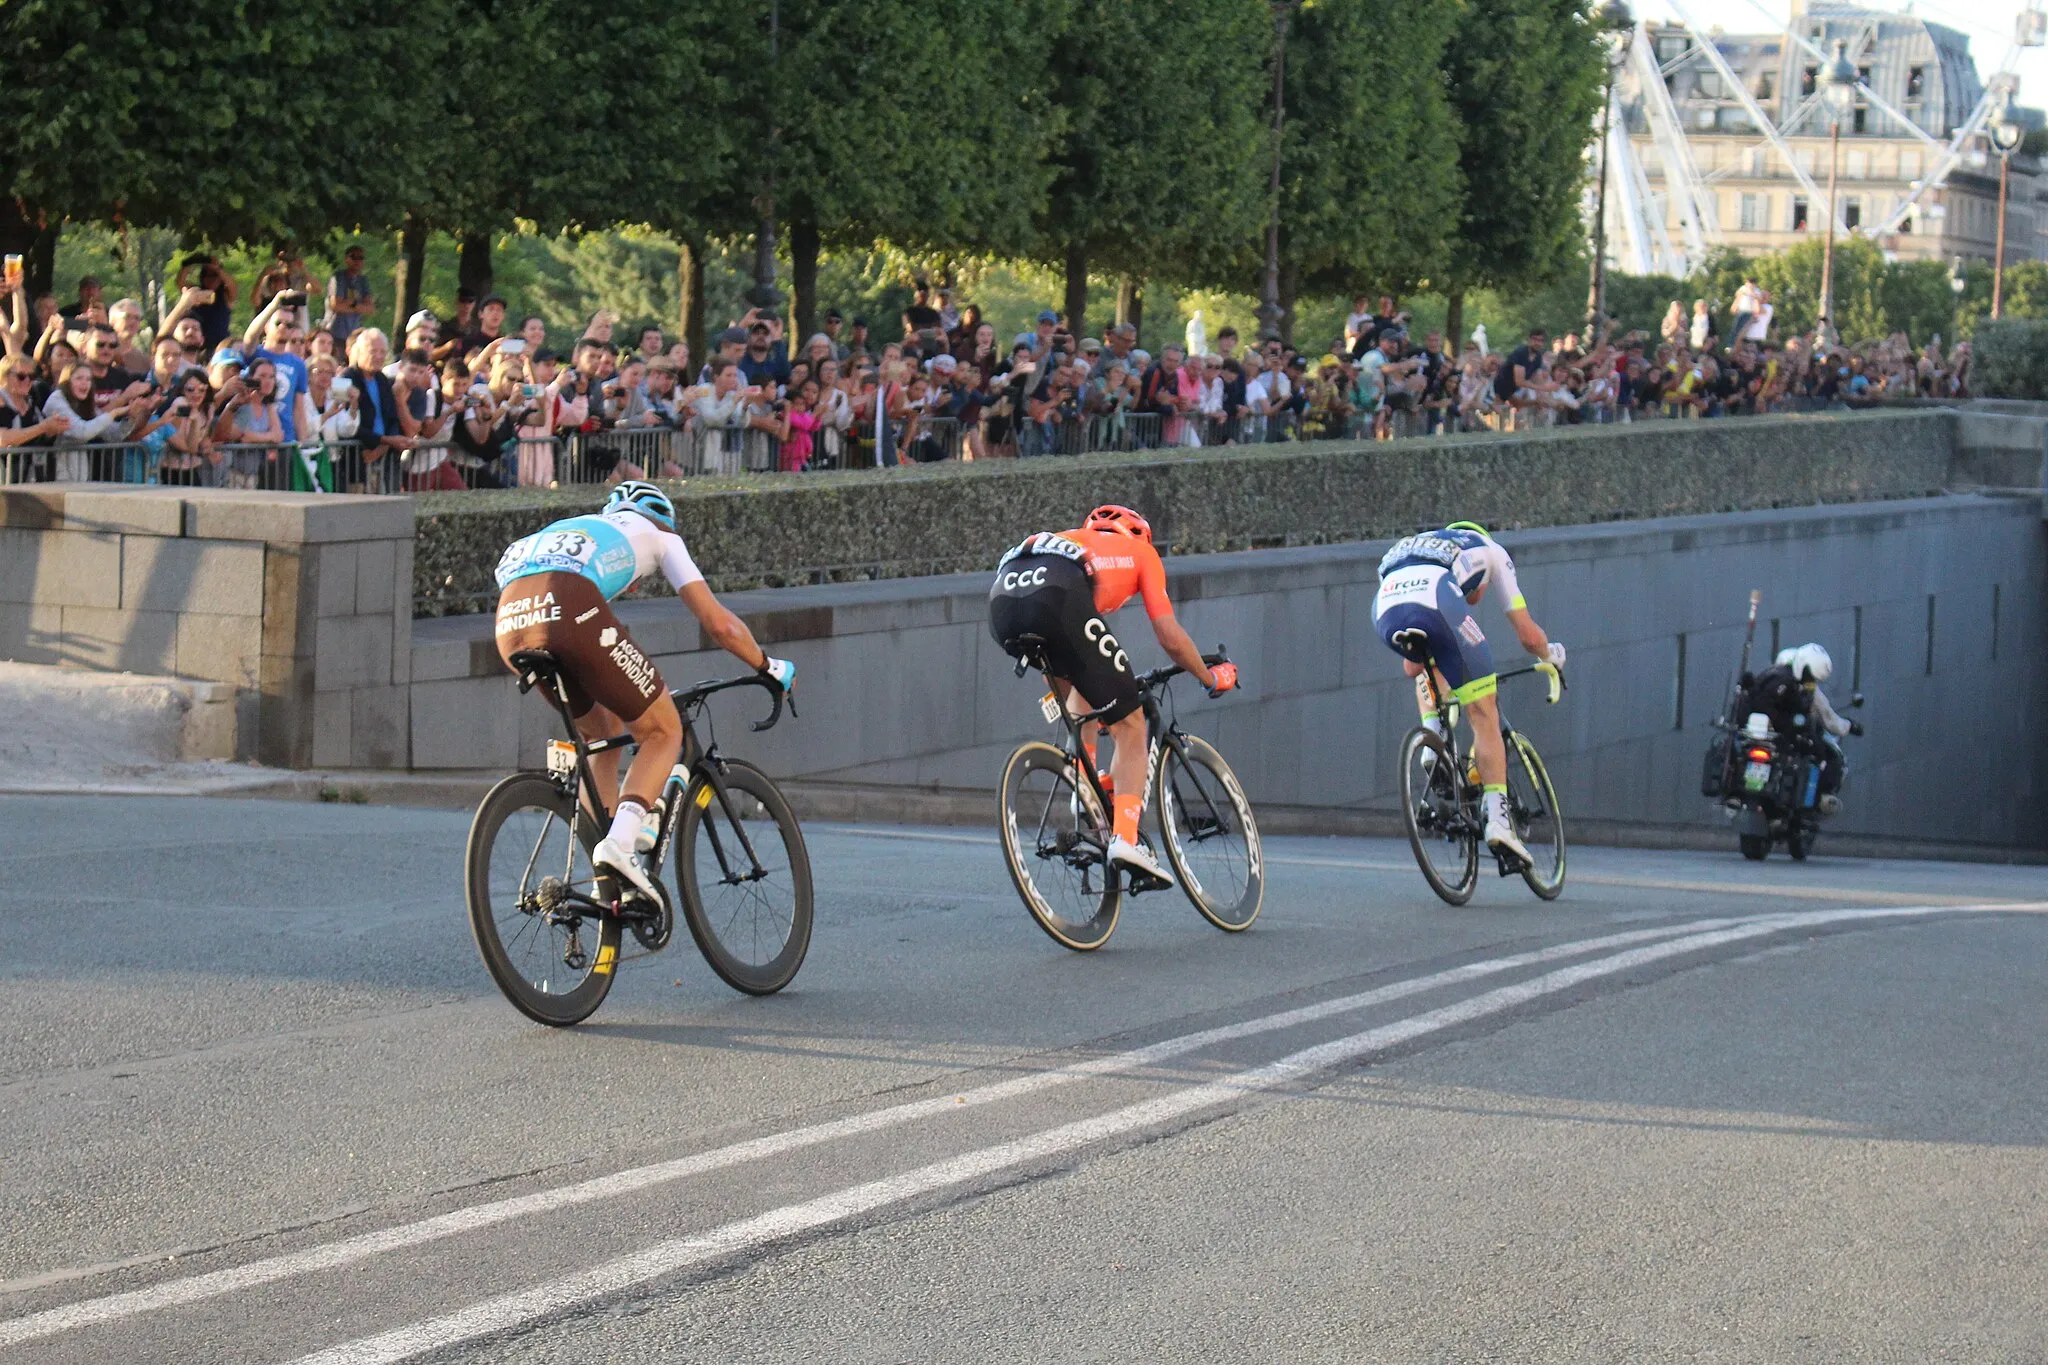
1491;850;1531;876
1125;869;1173;895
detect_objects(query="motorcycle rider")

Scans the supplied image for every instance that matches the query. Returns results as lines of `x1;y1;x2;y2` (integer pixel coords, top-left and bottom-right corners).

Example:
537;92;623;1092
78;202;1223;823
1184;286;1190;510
1743;643;1861;813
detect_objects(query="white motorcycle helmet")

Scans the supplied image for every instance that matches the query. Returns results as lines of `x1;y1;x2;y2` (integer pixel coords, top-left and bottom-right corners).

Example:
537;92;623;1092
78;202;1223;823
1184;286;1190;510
1776;643;1832;684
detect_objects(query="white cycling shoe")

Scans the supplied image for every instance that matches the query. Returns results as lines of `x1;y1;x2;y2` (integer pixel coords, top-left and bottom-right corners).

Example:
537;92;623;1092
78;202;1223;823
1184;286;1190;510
593;836;662;904
1484;818;1533;867
1106;835;1175;888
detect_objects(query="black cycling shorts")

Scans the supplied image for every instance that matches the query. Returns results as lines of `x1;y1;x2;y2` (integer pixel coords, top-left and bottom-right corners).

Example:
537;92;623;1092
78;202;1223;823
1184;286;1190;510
987;554;1143;725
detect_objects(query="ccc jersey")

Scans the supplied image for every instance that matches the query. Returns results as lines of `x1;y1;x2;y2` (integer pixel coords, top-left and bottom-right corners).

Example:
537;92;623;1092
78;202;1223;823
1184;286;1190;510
1377;526;1525;610
495;508;704;602
999;529;1173;620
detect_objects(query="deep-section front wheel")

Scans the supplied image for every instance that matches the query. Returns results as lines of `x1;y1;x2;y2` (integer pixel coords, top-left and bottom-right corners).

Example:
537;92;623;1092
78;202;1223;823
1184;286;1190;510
1399;727;1478;905
465;773;621;1026
676;759;813;995
1505;731;1567;900
998;741;1120;951
1739;833;1770;861
1154;734;1262;931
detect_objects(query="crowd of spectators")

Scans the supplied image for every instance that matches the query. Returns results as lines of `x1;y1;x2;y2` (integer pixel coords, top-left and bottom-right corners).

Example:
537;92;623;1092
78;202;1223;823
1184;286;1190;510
0;262;1980;493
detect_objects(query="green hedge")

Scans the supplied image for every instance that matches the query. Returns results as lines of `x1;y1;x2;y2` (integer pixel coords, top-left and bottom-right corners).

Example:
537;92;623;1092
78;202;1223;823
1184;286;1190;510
1971;319;2048;400
414;409;1956;615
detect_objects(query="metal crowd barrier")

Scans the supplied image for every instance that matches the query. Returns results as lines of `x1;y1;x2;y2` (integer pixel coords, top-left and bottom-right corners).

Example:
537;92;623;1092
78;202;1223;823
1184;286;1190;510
2;440;365;490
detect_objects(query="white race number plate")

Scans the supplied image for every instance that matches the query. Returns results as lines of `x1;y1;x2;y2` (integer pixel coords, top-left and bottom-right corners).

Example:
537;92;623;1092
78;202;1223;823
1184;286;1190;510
1040;692;1062;725
546;739;577;777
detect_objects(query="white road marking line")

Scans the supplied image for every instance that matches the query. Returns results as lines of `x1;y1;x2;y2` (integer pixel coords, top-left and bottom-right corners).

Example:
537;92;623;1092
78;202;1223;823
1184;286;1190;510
292;901;2045;1365
1264;852;2038;906
0;918;1739;1347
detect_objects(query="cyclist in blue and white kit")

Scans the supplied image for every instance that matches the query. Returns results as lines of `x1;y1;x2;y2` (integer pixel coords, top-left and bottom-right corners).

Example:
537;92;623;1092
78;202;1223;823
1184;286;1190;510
1374;522;1566;864
494;481;796;901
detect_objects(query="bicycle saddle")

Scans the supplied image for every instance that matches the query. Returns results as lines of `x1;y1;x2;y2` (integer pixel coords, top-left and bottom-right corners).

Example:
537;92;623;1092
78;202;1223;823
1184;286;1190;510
507;649;560;693
1010;632;1051;677
1391;628;1432;658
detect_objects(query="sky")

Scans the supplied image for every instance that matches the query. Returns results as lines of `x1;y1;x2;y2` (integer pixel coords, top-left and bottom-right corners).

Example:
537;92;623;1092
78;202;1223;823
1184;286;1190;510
1634;0;2045;113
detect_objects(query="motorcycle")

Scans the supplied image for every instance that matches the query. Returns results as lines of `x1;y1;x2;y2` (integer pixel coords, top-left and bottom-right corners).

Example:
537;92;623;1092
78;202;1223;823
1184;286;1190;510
1698;589;1863;862
1702;701;1860;861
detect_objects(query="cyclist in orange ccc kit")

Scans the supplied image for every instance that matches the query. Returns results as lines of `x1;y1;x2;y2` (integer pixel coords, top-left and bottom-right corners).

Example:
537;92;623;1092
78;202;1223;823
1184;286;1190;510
987;505;1239;886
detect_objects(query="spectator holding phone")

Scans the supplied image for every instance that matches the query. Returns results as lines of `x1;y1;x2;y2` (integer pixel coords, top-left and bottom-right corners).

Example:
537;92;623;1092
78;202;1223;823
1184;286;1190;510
306;354;361;445
214;357;284;487
241;290;313;443
156;369;217;485
174;255;238;351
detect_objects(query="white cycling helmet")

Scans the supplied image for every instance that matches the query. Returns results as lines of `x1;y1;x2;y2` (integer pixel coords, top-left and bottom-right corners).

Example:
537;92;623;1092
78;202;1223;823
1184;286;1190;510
1779;643;1832;684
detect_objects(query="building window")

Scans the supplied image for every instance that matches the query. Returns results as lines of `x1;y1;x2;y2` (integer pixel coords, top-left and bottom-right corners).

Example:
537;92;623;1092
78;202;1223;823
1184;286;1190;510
1802;66;1818;96
1902;150;1923;181
1907;66;1924;97
1740;194;1764;229
1853;105;1867;134
1747;147;1770;175
1697;70;1723;98
1695;107;1718;130
1845;149;1868;179
1900;211;1915;235
1792;197;1809;230
1756;71;1775;100
1656;35;1690;63
1844;197;1862;230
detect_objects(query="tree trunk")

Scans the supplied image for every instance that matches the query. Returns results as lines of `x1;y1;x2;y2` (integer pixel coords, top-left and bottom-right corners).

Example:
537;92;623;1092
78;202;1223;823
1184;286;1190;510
789;217;820;348
1115;277;1145;341
678;237;706;370
1063;244;1088;339
392;213;426;334
1445;289;1466;354
457;231;493;301
1277;261;1298;347
1;200;55;302
28;221;55;305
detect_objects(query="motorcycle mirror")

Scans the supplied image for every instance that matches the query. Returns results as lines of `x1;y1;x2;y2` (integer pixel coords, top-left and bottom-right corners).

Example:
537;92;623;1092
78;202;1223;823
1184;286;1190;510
1850;692;1864;709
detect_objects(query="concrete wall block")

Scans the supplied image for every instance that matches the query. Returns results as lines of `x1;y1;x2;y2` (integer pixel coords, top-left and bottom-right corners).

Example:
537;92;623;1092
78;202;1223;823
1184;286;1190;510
409;674;522;771
311;691;352;769
0;528;39;604
314;614;395;692
29;530;121;609
56;605;178;674
355;539;395;617
120;537;265;618
261;545;314;661
349;684;410;768
184;490;414;546
174;612;264;686
315;543;358;618
0;602;64;664
61;489;187;537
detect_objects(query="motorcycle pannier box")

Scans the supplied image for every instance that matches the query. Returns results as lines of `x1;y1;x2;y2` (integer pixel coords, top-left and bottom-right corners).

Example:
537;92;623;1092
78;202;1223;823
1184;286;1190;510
1701;731;1734;797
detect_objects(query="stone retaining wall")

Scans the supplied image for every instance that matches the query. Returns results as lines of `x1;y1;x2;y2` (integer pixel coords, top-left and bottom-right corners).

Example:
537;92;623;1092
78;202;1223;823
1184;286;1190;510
413;409;1961;616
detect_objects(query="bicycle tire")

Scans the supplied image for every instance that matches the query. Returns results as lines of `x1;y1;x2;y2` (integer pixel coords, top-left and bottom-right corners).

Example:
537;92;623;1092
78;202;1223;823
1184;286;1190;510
998;741;1120;951
676;759;813;995
1740;834;1770;861
1786;821;1813;861
465;772;621;1027
1506;732;1567;900
1399;727;1478;906
1154;734;1263;932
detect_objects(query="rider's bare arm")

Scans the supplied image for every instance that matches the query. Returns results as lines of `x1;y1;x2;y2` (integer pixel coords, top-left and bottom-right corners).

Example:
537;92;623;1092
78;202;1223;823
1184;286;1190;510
1504;606;1551;658
1150;612;1218;691
678;580;770;672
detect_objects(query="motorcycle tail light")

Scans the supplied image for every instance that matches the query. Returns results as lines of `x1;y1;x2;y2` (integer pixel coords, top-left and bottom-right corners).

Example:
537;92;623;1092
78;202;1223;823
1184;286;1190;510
1746;747;1771;762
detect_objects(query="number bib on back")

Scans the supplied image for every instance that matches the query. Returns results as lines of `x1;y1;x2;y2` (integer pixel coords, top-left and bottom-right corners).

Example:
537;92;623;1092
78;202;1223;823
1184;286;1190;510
495;515;638;600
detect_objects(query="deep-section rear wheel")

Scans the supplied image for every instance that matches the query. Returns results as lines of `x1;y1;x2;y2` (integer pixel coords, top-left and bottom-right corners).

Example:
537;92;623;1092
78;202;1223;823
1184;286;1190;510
1154;734;1263;931
1399;727;1478;905
465;773;621;1026
676;759;813;995
1505;731;1567;899
998;741;1120;950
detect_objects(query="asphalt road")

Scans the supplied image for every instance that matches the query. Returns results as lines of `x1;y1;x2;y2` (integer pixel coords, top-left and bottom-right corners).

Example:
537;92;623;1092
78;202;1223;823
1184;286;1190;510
1;794;2043;1363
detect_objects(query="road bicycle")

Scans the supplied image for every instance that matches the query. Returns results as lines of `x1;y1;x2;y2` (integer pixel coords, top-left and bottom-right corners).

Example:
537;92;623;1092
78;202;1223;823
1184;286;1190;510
464;649;813;1026
997;640;1262;951
1395;643;1567;906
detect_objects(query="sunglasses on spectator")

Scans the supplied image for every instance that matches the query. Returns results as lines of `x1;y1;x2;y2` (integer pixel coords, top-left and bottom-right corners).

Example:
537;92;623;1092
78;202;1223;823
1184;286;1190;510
5;370;32;383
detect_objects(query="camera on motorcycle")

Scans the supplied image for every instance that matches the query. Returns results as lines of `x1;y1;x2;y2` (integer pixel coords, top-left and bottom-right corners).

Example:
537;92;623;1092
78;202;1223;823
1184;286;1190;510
1850;692;1864;708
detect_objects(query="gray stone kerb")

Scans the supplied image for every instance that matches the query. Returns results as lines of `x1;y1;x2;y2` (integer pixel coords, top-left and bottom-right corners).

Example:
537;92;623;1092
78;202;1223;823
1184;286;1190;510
412;491;2022;685
0;485;412;545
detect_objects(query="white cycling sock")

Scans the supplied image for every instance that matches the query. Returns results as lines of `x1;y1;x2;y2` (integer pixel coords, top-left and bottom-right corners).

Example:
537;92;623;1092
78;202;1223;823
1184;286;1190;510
1422;715;1445;738
1482;791;1509;825
608;800;648;851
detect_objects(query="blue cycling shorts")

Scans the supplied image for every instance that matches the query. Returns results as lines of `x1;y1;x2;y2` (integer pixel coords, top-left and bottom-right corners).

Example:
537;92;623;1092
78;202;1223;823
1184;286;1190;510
1373;565;1497;702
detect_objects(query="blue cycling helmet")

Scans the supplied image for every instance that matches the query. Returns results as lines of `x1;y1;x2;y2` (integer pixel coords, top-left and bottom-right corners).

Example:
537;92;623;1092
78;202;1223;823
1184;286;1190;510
604;479;675;531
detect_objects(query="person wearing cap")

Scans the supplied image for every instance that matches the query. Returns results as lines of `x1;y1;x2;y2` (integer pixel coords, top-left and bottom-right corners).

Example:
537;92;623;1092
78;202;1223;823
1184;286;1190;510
738;321;788;389
326;246;373;348
1029;310;1058;363
697;326;749;384
1076;337;1103;379
820;309;848;361
384;310;440;379
462;296;509;357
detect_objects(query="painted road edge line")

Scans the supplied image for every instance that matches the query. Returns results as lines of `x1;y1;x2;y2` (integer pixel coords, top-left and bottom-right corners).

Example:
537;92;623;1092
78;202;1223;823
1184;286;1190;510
0;917;1743;1347
290;901;2044;1365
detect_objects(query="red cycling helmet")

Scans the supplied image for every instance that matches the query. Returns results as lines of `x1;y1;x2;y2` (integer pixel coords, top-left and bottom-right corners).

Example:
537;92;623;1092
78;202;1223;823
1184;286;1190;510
1083;504;1152;543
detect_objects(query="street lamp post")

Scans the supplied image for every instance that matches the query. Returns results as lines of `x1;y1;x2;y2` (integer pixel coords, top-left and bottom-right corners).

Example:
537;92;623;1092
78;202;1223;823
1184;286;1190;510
1256;1;1296;343
1992;114;2024;319
1585;0;1635;339
749;0;784;315
1817;39;1859;342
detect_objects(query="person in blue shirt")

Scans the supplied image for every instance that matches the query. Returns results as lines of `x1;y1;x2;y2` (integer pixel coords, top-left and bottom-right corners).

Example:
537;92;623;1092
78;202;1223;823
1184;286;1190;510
239;292;312;444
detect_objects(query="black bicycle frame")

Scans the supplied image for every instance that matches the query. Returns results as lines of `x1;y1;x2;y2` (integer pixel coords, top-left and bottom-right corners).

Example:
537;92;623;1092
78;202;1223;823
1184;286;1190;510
512;659;786;909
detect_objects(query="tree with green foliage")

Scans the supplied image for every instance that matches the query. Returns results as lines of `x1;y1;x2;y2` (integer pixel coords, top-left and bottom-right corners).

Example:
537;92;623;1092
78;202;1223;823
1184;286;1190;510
1437;0;1607;346
1032;0;1271;338
1256;0;1463;342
